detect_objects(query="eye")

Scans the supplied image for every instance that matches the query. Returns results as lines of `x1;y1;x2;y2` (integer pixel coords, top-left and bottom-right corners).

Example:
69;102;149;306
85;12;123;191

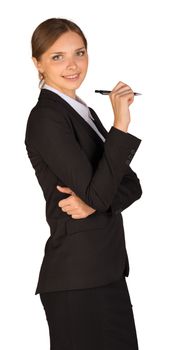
76;50;86;57
52;55;63;61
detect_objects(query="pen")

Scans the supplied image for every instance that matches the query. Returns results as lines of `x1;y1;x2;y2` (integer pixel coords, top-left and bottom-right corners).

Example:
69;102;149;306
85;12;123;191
95;90;142;96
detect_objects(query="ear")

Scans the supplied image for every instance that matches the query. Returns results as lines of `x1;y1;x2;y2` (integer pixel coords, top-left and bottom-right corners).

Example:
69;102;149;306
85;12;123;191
32;57;44;74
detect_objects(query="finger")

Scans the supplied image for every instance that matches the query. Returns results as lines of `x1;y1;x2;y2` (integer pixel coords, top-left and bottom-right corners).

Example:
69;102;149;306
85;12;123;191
71;215;82;219
112;81;132;94
115;86;131;95
61;187;75;195
60;204;71;211
110;86;133;101
113;85;133;95
58;199;67;207
116;89;134;97
56;185;65;192
56;186;72;194
112;81;127;91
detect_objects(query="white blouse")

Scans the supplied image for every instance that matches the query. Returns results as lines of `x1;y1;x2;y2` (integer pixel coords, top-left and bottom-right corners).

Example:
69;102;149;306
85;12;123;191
42;84;106;142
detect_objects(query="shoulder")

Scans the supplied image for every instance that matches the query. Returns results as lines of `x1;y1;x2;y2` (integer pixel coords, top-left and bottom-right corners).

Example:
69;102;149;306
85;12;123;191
25;102;74;146
26;101;72;129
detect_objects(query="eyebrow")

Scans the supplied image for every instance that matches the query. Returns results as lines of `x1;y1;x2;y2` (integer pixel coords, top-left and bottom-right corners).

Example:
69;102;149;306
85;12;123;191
50;47;86;54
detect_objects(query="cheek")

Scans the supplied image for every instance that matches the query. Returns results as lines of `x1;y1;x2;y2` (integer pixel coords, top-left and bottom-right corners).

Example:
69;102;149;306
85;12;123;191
79;59;88;72
43;64;58;76
49;65;66;79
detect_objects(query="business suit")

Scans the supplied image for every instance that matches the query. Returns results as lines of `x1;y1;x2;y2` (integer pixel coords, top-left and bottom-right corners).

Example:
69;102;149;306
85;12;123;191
24;88;142;296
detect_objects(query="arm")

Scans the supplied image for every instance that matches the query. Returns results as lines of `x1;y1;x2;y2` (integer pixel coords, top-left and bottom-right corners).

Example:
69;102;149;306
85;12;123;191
57;166;142;218
106;166;142;215
88;107;142;214
25;107;142;212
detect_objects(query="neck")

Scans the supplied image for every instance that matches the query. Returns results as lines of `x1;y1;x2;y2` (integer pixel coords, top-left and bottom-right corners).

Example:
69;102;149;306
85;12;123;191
44;82;76;99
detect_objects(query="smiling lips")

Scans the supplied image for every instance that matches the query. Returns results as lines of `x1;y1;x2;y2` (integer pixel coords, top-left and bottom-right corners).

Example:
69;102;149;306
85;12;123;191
63;73;80;80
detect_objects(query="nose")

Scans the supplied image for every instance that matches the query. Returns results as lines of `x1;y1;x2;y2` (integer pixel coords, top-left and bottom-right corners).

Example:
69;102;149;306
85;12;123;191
66;57;78;70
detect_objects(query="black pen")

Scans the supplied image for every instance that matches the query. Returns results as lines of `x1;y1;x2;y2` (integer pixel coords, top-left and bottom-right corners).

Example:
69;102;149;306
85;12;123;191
95;90;142;96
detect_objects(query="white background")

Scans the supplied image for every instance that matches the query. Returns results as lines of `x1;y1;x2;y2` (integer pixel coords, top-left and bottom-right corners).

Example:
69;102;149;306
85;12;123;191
0;0;187;349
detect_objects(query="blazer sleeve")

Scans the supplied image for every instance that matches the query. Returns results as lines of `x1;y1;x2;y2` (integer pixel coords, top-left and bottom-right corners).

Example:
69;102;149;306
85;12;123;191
106;166;142;215
25;107;142;212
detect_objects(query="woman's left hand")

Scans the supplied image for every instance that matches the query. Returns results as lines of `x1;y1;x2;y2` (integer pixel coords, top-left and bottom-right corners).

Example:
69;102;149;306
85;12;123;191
56;185;96;219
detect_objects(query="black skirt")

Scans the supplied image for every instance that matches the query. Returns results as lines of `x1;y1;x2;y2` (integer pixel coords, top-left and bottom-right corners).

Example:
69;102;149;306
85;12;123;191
39;276;139;350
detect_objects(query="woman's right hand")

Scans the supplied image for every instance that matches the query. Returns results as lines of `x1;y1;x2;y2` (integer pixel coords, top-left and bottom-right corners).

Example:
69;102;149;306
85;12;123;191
109;81;135;132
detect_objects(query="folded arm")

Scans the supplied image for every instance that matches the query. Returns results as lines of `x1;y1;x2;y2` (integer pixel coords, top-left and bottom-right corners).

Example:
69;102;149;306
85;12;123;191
25;107;142;213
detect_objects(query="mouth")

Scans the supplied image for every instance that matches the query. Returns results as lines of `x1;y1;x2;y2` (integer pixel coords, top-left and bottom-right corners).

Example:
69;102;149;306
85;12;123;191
62;73;80;81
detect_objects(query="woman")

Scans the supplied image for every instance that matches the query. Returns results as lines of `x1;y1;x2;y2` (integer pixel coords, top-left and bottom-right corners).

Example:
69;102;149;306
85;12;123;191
25;17;142;350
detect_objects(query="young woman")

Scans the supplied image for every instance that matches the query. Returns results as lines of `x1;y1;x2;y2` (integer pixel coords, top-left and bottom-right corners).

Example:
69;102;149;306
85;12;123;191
25;17;142;350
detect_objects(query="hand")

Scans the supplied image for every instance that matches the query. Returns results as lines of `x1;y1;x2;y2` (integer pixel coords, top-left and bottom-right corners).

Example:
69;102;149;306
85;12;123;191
109;81;134;129
56;185;96;219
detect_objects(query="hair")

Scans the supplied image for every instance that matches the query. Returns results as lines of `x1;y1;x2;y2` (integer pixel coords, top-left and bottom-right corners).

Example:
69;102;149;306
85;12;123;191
31;18;88;88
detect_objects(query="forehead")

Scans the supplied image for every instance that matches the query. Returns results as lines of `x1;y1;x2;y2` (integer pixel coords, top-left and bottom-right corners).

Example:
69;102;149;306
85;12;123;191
49;31;85;52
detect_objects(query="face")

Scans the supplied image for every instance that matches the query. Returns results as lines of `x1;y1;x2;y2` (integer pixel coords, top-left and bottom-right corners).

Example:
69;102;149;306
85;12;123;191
32;31;88;98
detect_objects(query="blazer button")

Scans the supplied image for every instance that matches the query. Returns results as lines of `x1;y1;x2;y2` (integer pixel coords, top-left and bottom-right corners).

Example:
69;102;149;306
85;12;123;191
131;149;135;154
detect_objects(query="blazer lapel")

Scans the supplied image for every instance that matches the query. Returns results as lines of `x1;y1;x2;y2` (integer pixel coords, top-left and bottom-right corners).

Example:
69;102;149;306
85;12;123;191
88;107;108;139
38;89;107;146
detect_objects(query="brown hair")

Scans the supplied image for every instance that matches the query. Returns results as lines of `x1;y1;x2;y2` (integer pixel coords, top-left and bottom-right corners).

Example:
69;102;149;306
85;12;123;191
31;18;88;88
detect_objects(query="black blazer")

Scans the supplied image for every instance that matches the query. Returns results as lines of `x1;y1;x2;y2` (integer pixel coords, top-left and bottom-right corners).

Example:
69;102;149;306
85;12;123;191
24;88;142;295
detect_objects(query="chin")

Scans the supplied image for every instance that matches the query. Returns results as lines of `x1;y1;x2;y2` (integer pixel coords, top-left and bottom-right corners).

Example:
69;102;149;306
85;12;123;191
66;81;83;89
